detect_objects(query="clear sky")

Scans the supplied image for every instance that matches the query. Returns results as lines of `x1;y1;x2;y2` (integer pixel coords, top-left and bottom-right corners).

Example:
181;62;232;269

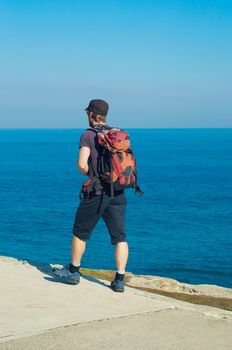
0;0;232;128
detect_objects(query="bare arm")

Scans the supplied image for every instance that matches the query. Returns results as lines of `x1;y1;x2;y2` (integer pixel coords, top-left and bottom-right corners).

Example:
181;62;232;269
77;146;90;176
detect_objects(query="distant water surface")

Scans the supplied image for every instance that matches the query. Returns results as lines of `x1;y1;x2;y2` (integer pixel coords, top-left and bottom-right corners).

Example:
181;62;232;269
0;128;232;288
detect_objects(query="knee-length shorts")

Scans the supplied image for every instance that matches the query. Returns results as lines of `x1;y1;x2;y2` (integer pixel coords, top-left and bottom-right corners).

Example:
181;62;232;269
73;192;127;245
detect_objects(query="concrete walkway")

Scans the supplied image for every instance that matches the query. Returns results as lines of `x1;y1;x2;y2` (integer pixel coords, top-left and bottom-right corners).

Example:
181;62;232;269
0;257;231;349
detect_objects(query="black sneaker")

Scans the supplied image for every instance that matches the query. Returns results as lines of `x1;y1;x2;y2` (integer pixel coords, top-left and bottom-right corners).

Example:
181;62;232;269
53;266;80;285
111;279;125;292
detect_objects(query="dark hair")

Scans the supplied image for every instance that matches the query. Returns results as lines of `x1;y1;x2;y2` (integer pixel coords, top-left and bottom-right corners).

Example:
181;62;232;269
88;111;106;123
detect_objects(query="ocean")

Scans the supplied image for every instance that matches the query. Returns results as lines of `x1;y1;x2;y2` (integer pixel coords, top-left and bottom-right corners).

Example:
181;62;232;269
0;128;232;288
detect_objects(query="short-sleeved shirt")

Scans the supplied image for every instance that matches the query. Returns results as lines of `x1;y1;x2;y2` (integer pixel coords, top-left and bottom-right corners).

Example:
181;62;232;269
79;128;102;178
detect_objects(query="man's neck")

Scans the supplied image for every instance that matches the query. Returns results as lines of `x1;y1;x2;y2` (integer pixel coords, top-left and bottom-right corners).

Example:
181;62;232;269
93;122;106;126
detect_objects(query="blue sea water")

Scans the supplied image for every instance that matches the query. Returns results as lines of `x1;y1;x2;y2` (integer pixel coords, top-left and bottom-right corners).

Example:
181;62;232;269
0;128;232;288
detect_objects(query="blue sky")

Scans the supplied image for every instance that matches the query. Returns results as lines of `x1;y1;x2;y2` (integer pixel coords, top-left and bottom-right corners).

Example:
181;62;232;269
0;0;231;128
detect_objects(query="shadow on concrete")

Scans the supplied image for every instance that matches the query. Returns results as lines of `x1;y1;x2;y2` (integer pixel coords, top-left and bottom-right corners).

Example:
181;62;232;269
26;260;110;289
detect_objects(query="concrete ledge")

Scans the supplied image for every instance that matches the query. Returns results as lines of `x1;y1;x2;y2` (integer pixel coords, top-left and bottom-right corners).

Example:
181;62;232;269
0;256;231;349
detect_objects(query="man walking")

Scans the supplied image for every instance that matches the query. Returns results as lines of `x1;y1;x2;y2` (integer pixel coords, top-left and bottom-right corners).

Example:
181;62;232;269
57;99;128;292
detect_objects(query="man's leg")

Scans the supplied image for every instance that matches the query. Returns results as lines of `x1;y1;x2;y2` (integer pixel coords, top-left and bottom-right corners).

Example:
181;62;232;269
71;235;86;266
115;241;128;273
102;192;128;291
72;195;104;267
54;235;85;284
53;195;108;284
112;241;128;291
69;194;110;276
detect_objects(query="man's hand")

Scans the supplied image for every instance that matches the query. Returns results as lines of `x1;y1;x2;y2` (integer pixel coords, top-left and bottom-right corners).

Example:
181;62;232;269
78;146;90;176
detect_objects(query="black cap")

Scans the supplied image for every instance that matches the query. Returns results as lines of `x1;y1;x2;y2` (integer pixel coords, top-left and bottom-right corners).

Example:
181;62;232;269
85;99;109;116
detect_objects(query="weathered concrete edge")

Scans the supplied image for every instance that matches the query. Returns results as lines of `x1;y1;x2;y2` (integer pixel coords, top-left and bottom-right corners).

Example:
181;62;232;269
0;308;175;343
0;303;231;345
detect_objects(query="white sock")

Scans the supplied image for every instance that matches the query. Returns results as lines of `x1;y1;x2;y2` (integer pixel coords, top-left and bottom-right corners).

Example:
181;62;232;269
116;270;125;275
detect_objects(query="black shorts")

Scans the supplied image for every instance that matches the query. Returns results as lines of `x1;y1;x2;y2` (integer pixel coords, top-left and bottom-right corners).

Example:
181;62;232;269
73;192;127;245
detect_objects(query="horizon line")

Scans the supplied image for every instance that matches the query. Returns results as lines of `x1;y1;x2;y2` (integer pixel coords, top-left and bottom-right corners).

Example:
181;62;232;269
1;127;232;130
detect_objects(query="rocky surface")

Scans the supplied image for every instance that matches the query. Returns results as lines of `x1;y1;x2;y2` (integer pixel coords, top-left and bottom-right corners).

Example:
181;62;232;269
126;273;232;299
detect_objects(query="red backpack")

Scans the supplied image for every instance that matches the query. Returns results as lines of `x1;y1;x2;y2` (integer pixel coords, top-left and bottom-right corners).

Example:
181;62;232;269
81;126;143;198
